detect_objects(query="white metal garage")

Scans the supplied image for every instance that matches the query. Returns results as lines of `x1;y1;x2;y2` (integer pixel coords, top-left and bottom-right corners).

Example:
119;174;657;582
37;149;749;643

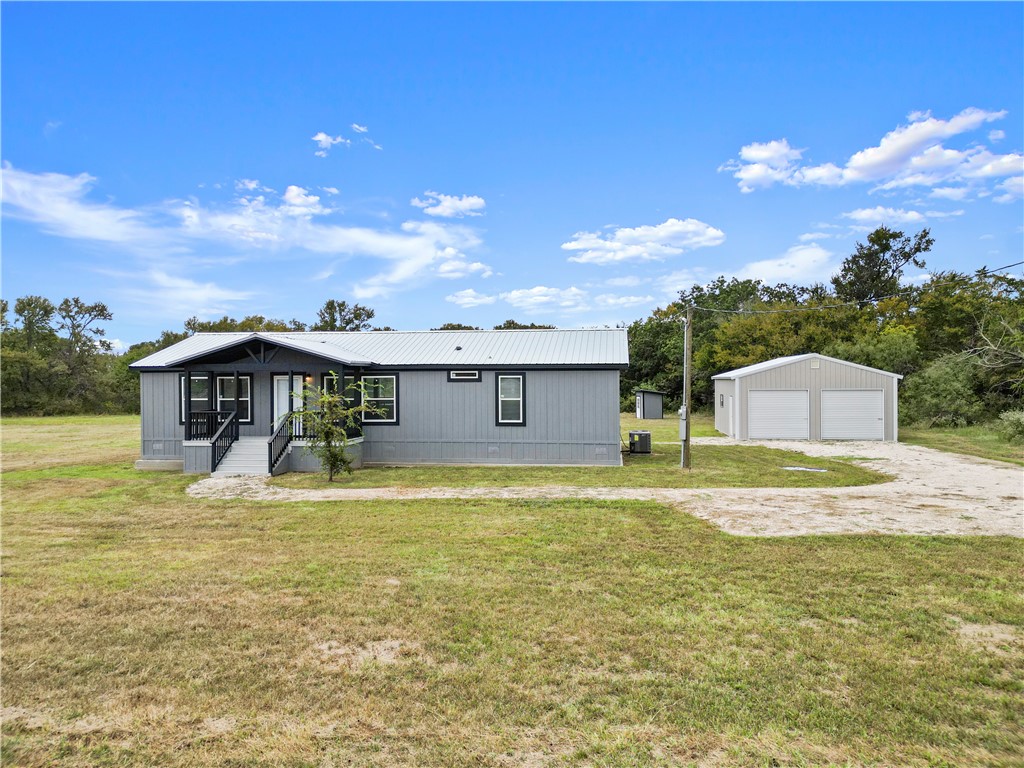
712;354;902;442
821;390;884;440
748;390;809;439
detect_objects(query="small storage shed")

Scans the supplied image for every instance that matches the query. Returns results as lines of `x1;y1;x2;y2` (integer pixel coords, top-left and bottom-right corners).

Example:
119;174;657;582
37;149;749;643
635;389;666;420
712;354;901;441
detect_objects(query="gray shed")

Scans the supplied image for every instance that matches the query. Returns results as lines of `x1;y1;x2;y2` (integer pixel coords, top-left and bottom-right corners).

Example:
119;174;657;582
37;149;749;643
634;389;666;420
712;353;901;441
129;328;630;474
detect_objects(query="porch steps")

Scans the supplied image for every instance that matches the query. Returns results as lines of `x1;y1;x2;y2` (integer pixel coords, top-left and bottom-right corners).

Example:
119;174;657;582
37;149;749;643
212;437;270;476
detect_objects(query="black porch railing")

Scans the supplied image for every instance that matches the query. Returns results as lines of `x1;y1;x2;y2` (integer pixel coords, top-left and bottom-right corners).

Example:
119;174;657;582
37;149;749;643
268;411;295;473
189;410;234;441
210;411;239;472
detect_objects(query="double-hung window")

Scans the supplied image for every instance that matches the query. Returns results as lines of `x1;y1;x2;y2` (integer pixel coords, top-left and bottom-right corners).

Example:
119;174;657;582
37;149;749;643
362;374;397;423
216;375;253;423
179;374;211;423
496;373;525;426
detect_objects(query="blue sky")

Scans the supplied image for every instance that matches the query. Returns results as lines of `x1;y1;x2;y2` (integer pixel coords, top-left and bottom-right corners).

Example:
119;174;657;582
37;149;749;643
3;2;1022;348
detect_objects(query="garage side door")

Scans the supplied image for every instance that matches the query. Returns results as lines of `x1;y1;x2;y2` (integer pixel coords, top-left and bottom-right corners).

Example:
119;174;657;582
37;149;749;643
821;390;884;440
747;390;809;439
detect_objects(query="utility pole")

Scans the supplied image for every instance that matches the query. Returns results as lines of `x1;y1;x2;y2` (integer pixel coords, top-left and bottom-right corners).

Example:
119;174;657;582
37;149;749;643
681;305;692;469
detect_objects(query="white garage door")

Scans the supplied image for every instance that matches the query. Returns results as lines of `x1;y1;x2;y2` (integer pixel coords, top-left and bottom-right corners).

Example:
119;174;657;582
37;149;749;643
748;390;809;439
821;390;884;440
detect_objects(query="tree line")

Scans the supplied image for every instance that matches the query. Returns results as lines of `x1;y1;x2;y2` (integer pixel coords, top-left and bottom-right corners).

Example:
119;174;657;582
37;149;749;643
0;296;554;415
622;227;1023;428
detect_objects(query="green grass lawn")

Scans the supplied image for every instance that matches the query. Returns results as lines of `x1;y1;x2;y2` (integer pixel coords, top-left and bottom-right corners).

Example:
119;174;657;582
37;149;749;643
3;416;1022;766
901;422;1024;466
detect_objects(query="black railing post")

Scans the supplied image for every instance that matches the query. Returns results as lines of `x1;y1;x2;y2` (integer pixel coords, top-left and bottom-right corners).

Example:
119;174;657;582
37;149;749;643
184;371;192;440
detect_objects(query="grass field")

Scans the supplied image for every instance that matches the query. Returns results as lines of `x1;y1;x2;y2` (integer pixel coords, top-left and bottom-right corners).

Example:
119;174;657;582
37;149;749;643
3;416;1022;766
901;422;1024;466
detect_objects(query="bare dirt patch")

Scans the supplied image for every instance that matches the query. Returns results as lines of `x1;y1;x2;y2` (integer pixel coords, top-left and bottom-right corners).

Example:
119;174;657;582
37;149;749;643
314;639;422;669
187;440;1023;537
953;619;1021;655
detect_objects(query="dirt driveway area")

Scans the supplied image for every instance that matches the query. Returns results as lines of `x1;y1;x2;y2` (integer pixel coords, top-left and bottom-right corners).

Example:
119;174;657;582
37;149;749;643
188;440;1023;537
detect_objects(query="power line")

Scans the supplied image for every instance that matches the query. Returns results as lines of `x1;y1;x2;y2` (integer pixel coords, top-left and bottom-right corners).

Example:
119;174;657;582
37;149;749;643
689;260;1024;315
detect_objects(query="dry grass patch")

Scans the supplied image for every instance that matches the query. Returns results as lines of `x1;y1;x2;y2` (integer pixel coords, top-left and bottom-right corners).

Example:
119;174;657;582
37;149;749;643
1;415;140;472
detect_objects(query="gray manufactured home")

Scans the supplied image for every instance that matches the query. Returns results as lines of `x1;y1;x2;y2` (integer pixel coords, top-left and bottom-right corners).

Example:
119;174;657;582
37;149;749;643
712;353;901;441
129;328;629;474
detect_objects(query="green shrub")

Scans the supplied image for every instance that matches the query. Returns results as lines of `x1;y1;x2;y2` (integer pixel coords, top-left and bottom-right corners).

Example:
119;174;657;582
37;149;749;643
997;410;1024;443
901;354;986;427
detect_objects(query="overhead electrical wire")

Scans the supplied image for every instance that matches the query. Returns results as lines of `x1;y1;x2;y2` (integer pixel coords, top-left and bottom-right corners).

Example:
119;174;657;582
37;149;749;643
687;260;1024;315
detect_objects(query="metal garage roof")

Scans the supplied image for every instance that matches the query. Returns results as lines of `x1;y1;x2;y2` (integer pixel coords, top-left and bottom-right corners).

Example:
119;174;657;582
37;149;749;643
712;353;903;380
130;328;630;369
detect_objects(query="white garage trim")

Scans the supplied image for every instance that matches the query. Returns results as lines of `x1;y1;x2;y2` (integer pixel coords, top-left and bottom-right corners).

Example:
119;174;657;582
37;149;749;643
821;389;884;440
748;390;809;440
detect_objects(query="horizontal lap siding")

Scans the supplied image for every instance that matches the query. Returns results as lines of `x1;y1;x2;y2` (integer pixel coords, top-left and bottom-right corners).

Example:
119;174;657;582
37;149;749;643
361;369;621;465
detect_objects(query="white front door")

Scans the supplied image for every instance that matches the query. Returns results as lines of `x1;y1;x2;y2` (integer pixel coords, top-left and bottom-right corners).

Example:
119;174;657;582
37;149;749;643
273;375;304;430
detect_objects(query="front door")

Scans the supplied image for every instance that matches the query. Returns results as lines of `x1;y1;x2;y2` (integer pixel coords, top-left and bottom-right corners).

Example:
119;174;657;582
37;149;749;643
273;375;304;433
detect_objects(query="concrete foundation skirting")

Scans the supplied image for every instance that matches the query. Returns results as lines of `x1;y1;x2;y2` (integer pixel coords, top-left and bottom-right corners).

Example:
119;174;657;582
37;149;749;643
135;459;185;471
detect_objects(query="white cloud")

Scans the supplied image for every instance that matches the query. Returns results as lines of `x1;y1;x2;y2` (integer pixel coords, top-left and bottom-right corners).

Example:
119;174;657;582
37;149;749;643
445;288;496;308
351;124;369;134
411;190;486;218
721;108;1018;195
499;286;589;313
320;186;339;195
989;129;1006;142
107;338;127;353
2;165;489;301
929;186;969;201
437;258;494;279
363;138;383;151
122;270;253;318
561;217;725;265
43;120;62;136
1;164;168;248
735;244;836;284
311;131;350;157
797;231;833;242
593;293;655;309
235;178;274;193
840;206;963;226
980;234;995;240
994;176;1023;204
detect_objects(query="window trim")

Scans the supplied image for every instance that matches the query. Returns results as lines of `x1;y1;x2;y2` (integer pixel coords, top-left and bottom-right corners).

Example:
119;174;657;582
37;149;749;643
179;373;212;425
322;372;360;405
447;370;481;382
215;374;254;424
495;372;526;427
360;373;399;425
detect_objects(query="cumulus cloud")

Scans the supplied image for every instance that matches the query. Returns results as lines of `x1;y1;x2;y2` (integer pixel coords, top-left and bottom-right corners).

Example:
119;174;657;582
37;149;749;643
721;108;1019;196
994;176;1023;204
411;190;486;218
437;257;494;279
311;131;350;157
989;129;1006;142
499;286;590;313
929;186;969;201
561;217;725;265
321;186;340;195
445;288;496;308
593;293;656;309
735;244;837;284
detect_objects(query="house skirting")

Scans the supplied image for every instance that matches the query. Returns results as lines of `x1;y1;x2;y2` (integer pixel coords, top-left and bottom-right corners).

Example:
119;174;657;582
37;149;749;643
135;458;185;471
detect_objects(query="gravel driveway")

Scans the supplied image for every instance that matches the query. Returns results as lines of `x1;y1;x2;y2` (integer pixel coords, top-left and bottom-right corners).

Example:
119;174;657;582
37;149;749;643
187;439;1023;537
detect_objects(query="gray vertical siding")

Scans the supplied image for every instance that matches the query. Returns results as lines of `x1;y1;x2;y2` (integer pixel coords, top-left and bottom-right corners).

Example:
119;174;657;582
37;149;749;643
139;361;623;467
732;358;898;441
140;371;185;458
361;369;622;465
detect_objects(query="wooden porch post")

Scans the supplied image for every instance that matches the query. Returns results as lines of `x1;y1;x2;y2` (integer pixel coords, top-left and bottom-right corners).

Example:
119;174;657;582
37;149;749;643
233;370;240;421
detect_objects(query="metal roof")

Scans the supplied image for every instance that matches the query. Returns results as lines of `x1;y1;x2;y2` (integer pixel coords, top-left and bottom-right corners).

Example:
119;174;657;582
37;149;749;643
712;353;902;380
130;328;630;369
